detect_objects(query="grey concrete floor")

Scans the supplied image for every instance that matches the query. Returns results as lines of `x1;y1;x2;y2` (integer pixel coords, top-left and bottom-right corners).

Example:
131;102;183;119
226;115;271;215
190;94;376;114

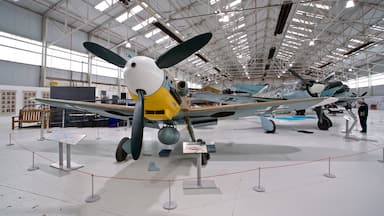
0;109;384;216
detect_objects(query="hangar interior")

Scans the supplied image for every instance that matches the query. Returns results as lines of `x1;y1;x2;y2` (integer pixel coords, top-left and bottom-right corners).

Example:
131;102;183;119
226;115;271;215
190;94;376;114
1;0;384;215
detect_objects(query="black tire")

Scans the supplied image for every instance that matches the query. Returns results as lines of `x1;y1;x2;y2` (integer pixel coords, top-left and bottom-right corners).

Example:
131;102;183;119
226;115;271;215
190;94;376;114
323;115;333;127
265;120;276;133
202;153;209;166
116;137;130;162
317;120;330;130
296;110;306;116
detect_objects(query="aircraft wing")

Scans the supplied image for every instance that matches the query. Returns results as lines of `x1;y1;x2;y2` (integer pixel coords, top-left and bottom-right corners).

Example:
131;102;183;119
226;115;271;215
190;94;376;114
180;97;338;119
192;92;279;105
35;98;134;120
335;96;359;106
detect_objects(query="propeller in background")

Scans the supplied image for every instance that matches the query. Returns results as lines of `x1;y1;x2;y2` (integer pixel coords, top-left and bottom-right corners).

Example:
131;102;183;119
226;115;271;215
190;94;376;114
288;69;320;97
83;32;212;160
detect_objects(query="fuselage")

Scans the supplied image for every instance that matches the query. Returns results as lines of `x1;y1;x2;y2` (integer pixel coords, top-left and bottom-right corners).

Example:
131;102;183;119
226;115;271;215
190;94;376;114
123;56;181;120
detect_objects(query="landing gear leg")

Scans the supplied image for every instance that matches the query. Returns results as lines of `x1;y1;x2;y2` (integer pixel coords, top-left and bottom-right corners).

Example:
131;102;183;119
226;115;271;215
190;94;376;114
314;106;332;130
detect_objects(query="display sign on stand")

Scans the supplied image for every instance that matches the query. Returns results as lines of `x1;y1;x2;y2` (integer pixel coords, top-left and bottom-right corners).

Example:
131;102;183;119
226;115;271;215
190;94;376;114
182;141;216;189
45;131;86;171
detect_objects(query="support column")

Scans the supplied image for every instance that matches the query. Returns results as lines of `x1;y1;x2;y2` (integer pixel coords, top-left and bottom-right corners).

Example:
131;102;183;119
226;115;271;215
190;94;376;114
87;33;92;87
40;16;48;87
367;56;373;96
117;47;122;94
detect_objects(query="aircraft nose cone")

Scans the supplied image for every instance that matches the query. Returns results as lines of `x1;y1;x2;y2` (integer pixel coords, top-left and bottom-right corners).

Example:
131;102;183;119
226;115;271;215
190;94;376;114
124;56;165;96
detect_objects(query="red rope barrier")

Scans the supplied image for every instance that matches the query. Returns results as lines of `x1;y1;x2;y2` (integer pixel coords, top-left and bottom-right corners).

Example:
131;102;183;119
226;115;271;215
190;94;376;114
10;135;384;183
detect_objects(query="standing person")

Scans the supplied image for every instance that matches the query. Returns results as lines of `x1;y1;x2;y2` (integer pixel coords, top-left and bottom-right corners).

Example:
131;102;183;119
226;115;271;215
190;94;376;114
357;98;368;133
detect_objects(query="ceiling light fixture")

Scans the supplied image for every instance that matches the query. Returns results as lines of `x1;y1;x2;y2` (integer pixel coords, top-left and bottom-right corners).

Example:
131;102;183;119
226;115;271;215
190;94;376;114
345;0;355;8
309;40;315;46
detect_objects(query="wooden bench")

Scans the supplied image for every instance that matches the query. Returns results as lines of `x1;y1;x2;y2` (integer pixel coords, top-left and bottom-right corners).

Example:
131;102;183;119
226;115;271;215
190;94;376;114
12;109;50;130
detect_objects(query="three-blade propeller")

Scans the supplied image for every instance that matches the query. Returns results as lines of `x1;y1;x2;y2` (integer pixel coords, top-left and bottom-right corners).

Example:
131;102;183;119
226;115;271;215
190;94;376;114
83;32;212;160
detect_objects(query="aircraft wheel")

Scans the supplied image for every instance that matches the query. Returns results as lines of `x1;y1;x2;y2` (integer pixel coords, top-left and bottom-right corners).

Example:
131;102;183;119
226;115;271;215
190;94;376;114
202;153;209;166
116;137;130;162
296;110;306;115
317;120;330;130
265;120;276;134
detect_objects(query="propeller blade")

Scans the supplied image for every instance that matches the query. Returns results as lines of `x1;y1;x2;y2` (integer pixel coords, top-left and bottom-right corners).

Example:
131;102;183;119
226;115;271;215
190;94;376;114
83;42;127;68
288;69;307;83
360;92;367;97
130;89;145;160
155;32;212;69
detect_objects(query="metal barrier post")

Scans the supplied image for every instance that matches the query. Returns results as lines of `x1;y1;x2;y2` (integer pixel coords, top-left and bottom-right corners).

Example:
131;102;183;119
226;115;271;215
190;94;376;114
38;111;45;141
27;152;40;171
324;157;336;178
163;180;177;210
7;133;14;146
378;148;384;163
85;174;101;203
253;167;266;192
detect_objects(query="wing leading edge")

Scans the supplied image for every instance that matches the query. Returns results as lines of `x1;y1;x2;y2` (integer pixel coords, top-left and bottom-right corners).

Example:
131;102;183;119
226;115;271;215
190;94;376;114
34;98;134;120
180;97;338;119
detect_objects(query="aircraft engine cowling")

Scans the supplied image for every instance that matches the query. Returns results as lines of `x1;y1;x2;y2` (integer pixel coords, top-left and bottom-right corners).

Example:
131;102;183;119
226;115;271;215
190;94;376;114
158;127;180;145
176;81;189;96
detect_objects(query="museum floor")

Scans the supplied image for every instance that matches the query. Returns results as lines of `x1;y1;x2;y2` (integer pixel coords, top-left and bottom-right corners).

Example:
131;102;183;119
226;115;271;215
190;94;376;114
1;109;384;216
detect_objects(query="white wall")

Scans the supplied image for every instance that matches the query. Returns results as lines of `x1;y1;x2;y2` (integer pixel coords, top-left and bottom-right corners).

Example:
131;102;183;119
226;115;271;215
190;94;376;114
0;1;42;41
0;60;41;86
350;84;384;96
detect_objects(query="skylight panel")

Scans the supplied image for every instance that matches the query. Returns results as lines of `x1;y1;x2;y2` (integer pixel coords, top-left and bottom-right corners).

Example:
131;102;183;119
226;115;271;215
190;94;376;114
296;10;325;19
188;56;197;62
141;2;148;7
292;18;314;25
145;29;161;38
132;17;157;31
285;35;298;40
116;12;128;23
237;39;248;44
228;0;241;8
287;30;308;37
95;0;117;12
285;40;302;46
290;25;312;32
235;23;245;30
227;32;242;40
282;43;298;49
336;48;347;52
219;15;230;22
301;2;330;10
128;5;143;18
350;38;364;44
238;34;247;39
331;51;343;57
370;25;384;32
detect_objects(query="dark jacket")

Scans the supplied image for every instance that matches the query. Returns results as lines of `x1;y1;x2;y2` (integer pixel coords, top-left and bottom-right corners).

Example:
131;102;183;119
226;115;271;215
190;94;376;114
358;102;368;118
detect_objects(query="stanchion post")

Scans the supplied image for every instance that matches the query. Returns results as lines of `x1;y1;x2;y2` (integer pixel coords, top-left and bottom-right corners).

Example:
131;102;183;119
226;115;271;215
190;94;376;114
62;109;65;128
324;157;336;178
7;132;14;146
253;167;266;192
163;180;177;210
38;111;45;141
378;148;384;163
96;128;101;140
27;152;40;171
85;174;101;203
